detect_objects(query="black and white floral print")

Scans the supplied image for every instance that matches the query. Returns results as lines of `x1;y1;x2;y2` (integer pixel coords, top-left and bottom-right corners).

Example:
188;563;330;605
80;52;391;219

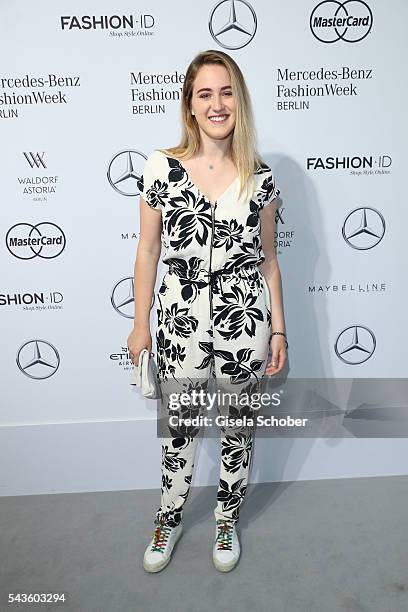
138;149;280;527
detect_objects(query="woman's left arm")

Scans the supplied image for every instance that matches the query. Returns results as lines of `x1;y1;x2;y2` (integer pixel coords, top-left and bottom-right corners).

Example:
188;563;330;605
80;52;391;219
258;199;288;375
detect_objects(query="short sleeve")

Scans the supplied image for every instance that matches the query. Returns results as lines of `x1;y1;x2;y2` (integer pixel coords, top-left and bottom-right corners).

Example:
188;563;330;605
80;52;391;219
259;165;280;210
137;150;164;211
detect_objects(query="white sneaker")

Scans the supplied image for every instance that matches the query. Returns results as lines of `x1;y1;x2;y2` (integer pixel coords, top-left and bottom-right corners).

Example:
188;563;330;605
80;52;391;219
143;522;183;573
212;520;240;572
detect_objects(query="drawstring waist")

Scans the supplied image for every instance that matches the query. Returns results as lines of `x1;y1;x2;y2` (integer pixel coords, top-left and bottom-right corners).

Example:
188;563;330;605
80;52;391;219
166;261;261;319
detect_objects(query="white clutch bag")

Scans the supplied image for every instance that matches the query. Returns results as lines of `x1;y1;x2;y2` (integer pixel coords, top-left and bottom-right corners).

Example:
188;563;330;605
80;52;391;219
129;349;161;399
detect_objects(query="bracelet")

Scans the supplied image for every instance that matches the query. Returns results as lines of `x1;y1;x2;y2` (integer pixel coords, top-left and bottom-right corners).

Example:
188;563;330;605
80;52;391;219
271;331;288;349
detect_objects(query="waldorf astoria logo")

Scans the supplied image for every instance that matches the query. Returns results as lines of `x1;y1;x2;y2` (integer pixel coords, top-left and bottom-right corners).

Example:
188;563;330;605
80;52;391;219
24;152;46;169
310;1;373;43
19;152;60;200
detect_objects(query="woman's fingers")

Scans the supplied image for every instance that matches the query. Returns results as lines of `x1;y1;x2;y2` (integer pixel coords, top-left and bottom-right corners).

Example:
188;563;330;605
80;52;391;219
265;346;287;375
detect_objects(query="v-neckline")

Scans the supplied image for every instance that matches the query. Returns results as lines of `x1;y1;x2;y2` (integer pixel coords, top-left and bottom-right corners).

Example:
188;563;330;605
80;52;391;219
169;155;239;207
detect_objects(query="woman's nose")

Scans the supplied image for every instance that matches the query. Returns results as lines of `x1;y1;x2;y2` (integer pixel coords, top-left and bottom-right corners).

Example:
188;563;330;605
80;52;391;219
211;94;224;111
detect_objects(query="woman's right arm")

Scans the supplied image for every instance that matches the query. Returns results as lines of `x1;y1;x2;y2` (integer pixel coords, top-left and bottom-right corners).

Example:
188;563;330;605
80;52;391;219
127;196;162;365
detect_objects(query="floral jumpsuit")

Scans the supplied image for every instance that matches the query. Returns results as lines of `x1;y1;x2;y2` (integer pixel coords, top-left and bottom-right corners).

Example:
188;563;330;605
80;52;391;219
137;149;280;527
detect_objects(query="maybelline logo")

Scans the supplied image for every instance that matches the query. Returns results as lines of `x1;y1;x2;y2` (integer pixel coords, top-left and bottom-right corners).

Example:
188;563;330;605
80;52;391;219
0;291;64;310
310;0;373;43
306;155;392;172
209;0;257;50
20;152;59;198
121;232;139;240
309;282;386;294
6;222;66;259
60;14;155;35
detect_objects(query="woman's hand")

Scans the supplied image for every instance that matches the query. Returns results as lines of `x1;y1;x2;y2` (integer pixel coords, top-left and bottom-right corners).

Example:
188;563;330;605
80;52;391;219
127;324;152;366
264;335;287;376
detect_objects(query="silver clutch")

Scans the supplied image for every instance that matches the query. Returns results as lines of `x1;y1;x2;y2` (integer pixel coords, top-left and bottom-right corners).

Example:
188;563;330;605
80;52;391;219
129;348;161;399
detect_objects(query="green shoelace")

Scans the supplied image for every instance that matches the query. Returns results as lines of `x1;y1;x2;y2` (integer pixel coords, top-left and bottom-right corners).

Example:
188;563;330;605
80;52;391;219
216;520;234;551
150;524;173;553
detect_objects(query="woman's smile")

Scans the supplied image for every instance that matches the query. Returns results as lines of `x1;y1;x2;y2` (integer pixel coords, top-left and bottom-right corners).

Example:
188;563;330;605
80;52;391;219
208;114;230;124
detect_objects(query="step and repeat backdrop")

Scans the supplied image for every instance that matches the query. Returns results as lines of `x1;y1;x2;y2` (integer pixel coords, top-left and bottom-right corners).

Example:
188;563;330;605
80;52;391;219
1;1;407;491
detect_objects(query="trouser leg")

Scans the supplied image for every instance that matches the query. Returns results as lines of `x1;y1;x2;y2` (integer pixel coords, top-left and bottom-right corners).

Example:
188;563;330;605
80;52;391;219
155;434;200;527
155;377;211;527
213;380;258;524
214;423;256;524
212;267;271;524
153;272;212;526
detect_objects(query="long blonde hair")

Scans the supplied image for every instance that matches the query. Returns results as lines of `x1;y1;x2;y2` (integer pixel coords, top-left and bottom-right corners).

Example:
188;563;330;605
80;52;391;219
160;49;263;200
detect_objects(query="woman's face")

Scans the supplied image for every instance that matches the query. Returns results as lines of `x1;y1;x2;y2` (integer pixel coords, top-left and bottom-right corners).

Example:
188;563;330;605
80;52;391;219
190;64;236;142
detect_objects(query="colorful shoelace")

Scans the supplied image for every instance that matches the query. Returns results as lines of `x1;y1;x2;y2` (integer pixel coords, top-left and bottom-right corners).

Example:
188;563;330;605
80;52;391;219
215;520;234;550
150;524;172;553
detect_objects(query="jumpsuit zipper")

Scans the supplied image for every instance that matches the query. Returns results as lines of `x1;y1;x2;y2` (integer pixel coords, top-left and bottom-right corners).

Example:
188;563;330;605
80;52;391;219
209;201;217;320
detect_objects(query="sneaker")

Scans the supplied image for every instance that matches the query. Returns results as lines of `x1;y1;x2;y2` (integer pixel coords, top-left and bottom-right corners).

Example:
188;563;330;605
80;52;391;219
143;522;183;573
212;519;240;572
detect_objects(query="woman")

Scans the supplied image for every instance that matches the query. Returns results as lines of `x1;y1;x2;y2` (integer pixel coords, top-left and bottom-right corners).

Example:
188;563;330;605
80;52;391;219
127;49;287;573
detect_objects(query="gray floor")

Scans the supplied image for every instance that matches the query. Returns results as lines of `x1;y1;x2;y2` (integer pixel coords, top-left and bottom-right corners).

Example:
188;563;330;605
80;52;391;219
0;476;407;612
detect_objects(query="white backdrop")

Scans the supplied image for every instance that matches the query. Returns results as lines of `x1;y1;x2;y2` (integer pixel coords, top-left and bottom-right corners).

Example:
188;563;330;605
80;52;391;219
1;0;408;496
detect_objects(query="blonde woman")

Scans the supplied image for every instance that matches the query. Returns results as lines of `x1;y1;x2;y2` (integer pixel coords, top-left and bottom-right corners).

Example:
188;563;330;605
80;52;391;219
127;49;287;573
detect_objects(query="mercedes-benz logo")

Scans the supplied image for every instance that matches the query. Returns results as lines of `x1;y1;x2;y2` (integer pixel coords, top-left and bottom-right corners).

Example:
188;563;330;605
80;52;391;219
5;222;66;260
342;207;385;250
209;0;257;50
310;0;373;43
16;339;60;379
107;150;147;197
334;325;376;364
111;276;155;318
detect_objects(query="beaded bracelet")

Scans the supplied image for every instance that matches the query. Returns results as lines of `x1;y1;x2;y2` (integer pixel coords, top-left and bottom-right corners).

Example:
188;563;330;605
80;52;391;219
271;331;288;349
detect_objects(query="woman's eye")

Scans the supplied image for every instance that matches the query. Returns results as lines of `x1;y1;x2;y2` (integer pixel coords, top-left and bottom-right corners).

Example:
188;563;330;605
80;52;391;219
198;91;232;99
